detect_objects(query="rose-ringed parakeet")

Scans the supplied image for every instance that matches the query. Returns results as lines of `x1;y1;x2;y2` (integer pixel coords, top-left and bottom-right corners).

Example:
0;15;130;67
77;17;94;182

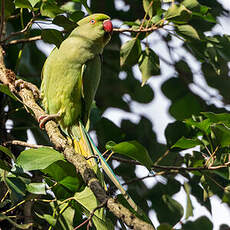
40;13;138;211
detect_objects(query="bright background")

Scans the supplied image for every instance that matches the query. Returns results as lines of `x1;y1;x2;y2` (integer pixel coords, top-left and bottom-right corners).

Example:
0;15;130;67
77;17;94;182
25;0;230;229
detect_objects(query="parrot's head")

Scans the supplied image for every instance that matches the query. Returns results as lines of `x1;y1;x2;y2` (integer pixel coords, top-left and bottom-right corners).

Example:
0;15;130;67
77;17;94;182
76;13;113;47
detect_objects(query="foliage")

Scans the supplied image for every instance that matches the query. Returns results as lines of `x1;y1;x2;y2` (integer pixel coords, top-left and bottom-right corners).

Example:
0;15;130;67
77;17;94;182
0;0;230;229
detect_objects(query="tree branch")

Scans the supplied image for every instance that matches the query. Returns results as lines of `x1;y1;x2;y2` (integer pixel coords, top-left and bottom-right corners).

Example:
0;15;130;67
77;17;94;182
1;15;37;43
113;25;160;33
3;140;48;149
0;46;155;230
5;35;42;46
112;156;230;172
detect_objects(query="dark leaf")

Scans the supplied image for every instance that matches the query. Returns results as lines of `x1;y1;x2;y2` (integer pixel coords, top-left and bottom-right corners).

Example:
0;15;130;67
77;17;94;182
107;140;153;170
182;216;213;230
184;183;194;219
53;15;76;31
0;84;18;101
0;145;16;161
41;29;64;48
120;38;141;67
15;0;32;9
176;25;200;40
0;159;11;171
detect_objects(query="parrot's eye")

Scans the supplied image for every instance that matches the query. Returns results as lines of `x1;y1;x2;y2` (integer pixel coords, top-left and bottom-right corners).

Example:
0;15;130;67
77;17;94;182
90;19;96;24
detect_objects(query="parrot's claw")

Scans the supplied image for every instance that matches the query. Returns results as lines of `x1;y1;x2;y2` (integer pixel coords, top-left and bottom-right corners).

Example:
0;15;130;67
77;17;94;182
15;79;40;99
38;114;60;129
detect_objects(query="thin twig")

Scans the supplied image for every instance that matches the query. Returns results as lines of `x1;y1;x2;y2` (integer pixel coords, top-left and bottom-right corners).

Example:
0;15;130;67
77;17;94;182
73;199;107;230
113;25;159;33
1;14;39;43
111;156;230;171
152;164;230;171
2;200;26;214
3;140;49;149
5;35;42;45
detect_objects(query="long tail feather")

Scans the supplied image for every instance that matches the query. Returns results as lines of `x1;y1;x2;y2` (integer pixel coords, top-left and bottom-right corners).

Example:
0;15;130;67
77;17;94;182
78;122;138;212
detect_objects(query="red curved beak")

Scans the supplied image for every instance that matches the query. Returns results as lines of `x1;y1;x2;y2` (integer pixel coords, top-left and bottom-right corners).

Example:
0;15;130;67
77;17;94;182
103;20;113;33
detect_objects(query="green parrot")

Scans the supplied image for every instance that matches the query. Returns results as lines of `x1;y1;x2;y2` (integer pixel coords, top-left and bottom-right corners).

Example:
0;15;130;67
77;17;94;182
41;14;112;139
40;13;138;212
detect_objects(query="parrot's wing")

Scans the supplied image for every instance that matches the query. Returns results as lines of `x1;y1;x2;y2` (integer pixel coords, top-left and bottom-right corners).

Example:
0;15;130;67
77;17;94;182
81;55;101;126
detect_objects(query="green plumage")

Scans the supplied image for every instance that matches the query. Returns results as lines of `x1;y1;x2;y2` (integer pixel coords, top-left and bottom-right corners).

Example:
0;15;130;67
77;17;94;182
41;14;111;138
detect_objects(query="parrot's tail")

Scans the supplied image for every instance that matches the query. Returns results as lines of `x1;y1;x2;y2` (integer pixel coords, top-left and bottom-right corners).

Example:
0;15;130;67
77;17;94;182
73;125;97;168
73;122;139;213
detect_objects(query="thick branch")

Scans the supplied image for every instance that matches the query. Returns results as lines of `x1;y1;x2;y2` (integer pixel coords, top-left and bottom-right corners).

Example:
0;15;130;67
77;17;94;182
0;46;154;230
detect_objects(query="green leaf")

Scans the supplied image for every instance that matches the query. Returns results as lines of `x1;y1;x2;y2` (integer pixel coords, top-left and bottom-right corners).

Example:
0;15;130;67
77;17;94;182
120;38;141;67
0;214;33;229
40;1;63;18
169;93;202;120
165;4;191;22
26;182;46;194
35;212;56;226
185;118;211;134
5;175;28;202
172;136;201;149
161;194;184;225
157;223;173;230
106;140;153;170
69;11;85;22
41;29;64;48
165;121;191;147
211;124;230;147
175;60;193;82
28;0;40;7
161;77;188;101
0;145;16;161
15;0;32;9
43;160;83;194
176;25;200;40
53;15;76;31
202;112;230;127
184;183;194;219
182;216;213;230
182;0;199;9
138;47;160;86
0;84;18;101
74;187;113;230
59;176;82;192
60;1;81;13
143;0;161;18
16;147;64;171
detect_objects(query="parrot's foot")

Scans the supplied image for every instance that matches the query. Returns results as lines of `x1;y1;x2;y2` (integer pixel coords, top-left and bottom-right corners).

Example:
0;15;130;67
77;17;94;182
38;114;60;129
15;79;40;99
